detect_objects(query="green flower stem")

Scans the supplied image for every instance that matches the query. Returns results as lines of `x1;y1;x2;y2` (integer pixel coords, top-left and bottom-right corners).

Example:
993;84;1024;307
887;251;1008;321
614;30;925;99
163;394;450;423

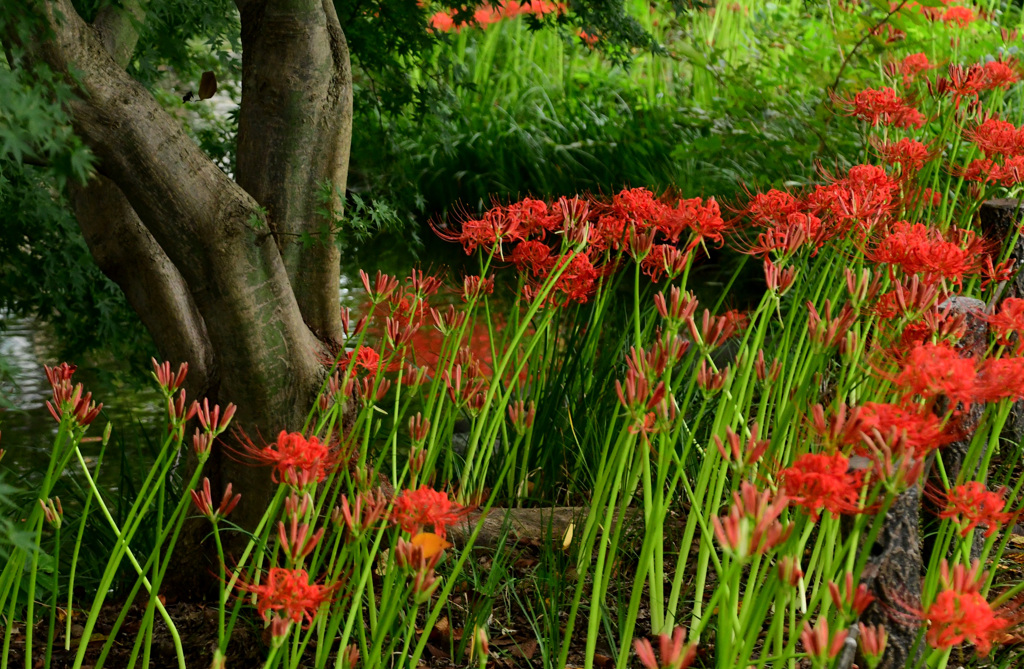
24;512;44;669
70;447;185;669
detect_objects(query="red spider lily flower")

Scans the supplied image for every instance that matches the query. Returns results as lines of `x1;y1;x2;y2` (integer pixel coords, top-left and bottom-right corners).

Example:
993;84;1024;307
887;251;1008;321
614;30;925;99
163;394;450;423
45;374;103;428
391;485;470;539
828;572;875;616
810;164;897;230
974;356;1024;403
986;297;1024;347
333;488;390;537
935;481;1014;538
779;452;864;520
696;359;728;393
942;5;976;27
855;402;952;458
712;480;790;559
831;86;919;127
43;362;77;388
956;158;1001;184
344;346;380;376
436;206;528;256
800;618;847;660
964;118;1023;158
741;187;804;227
239;567;335;627
859;624;888;666
190;477;240;522
634;626;697;669
867;221;987;286
673;196;726;249
407;269;444;297
936;64;984;103
462;274;494;302
713;423;769;467
754;349;781;382
547;253;600;305
980;257;1015;293
924;560;1011;656
893;342;976;406
511;240;555;276
641;245;690;282
976;60;1019;91
873;137;933;174
653;286;698;325
807;299;858;349
764;259;797;295
359;269;399;303
151;359;188;394
507;400;536;433
900;52;935;84
394;536;444;600
277;515;325;564
240;431;337;485
195;398;238;437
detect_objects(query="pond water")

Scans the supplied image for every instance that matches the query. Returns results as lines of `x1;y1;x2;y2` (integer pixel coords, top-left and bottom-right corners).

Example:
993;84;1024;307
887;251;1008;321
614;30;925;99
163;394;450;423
0;313;166;497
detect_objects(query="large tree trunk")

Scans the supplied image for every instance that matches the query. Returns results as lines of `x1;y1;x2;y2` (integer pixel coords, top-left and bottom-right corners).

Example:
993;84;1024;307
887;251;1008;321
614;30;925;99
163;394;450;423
9;0;354;550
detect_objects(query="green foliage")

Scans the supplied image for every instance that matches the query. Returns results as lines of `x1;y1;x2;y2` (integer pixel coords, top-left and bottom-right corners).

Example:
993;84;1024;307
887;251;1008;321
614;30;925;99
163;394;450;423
0;161;155;368
0;63;94;188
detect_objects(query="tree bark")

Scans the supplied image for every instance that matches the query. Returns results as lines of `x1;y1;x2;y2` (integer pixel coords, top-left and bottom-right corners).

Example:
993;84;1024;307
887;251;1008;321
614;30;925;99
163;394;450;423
23;0;347;534
236;0;352;344
69;176;216;399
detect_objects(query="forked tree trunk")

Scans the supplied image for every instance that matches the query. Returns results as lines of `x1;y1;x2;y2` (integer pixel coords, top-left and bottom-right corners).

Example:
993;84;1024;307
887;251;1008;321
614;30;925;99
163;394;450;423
6;0;353;590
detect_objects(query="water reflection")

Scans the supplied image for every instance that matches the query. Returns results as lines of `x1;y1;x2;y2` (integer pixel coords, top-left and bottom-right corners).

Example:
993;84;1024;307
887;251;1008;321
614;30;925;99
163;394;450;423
0;313;165;495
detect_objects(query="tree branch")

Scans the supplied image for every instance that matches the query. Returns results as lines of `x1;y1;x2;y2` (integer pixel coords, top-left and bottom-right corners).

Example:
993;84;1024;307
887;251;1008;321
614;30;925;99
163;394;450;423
69;175;215;398
91;0;148;68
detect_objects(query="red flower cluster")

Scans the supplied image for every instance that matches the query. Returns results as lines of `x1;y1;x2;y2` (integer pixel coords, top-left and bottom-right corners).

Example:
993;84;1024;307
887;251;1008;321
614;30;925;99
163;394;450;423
924;561;1011;657
874;138;932;174
856;401;952;458
712;481;790;558
779;452;864;520
899;52;935;84
241;431;337;485
44;362;103;427
429;0;562;32
240;567;335;628
867;221;987;286
832;87;924;129
986;297;1024;349
391;485;470;539
892;342;976;406
937;482;1014;538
